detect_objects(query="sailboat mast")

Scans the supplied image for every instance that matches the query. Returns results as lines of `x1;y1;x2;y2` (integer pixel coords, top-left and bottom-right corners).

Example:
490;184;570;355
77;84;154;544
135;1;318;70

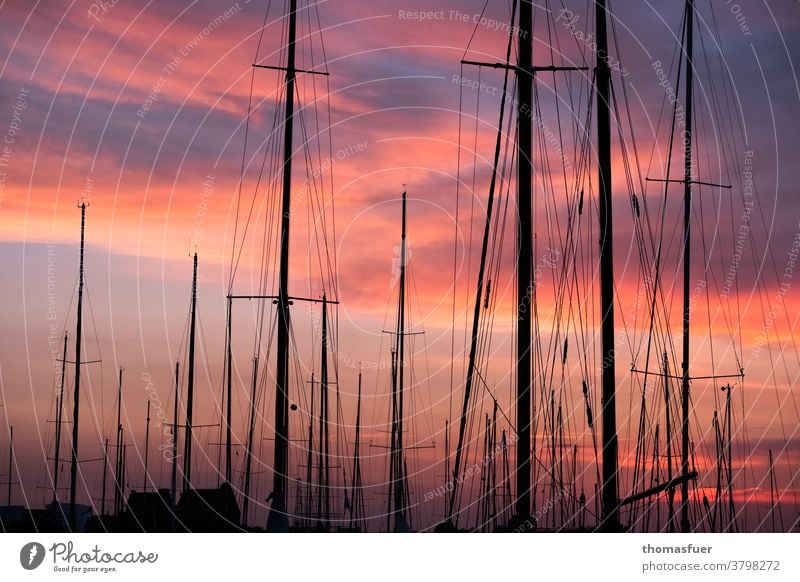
768;449;782;531
114;368;124;516
317;372;325;522
121;433;127;514
101;437;108;516
170;361;179;531
549;390;556;528
392;190;408;528
387;349;396;531
490;401;498;528
142;400;151;492
679;0;695;534
515;0;533;525
306;374;315;525
502;430;511;524
267;0;298;533
349;367;363;530
723;384;735;531
595;0;621;531
320;294;331;525
664;352;675;531
443;417;449;521
712;409;722;532
183;253;198;493
768;449;775;531
68;201;86;532
225;296;233;484
242;355;258;527
53;332;68;502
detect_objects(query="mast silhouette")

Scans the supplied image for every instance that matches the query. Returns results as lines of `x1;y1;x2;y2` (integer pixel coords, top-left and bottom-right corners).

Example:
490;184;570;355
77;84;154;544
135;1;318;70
634;0;729;530
242;355;258;527
68;201;86;532
53;332;67;502
319;294;331;526
679;0;695;534
114;367;124;516
443;418;449;521
305;374;315;526
450;0;586;529
317;373;325;523
514;0;533;527
595;0;621;532
183;253;198;493
170;361;179;531
768;449;775;531
120;434;127;516
768;448;783;531
266;0;298;533
348;367;364;531
142;400;151;492
664;352;675;531
722;384;735;532
101;437;108;516
389;190;409;532
225;296;233;484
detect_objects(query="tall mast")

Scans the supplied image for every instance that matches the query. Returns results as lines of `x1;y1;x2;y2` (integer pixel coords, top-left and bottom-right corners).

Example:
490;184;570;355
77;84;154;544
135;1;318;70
723;384;735;531
712;409;722;532
768;449;783;531
142;400;151;492
515;0;533;526
450;0;585;530
386;349;397;532
317;372;325;523
101;437;108;516
479;414;490;529
305;374;315;525
391;190;409;531
242;355;258;527
652;425;661;530
68;201;86;532
114;367;124;516
595;0;621;531
443;418;449;520
664;352;675;531
679;0;695;534
320;294;331;525
266;0;298;533
502;430;512;525
225;296;233;484
183;253;198;493
549;390;556;527
490;401;498;529
121;433;127;514
349;367;363;531
170;361;179;531
768;449;775;531
53;332;68;502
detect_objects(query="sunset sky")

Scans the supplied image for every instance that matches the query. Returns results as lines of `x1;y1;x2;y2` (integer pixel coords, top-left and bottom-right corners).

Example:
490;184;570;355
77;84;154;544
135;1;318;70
1;0;799;531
